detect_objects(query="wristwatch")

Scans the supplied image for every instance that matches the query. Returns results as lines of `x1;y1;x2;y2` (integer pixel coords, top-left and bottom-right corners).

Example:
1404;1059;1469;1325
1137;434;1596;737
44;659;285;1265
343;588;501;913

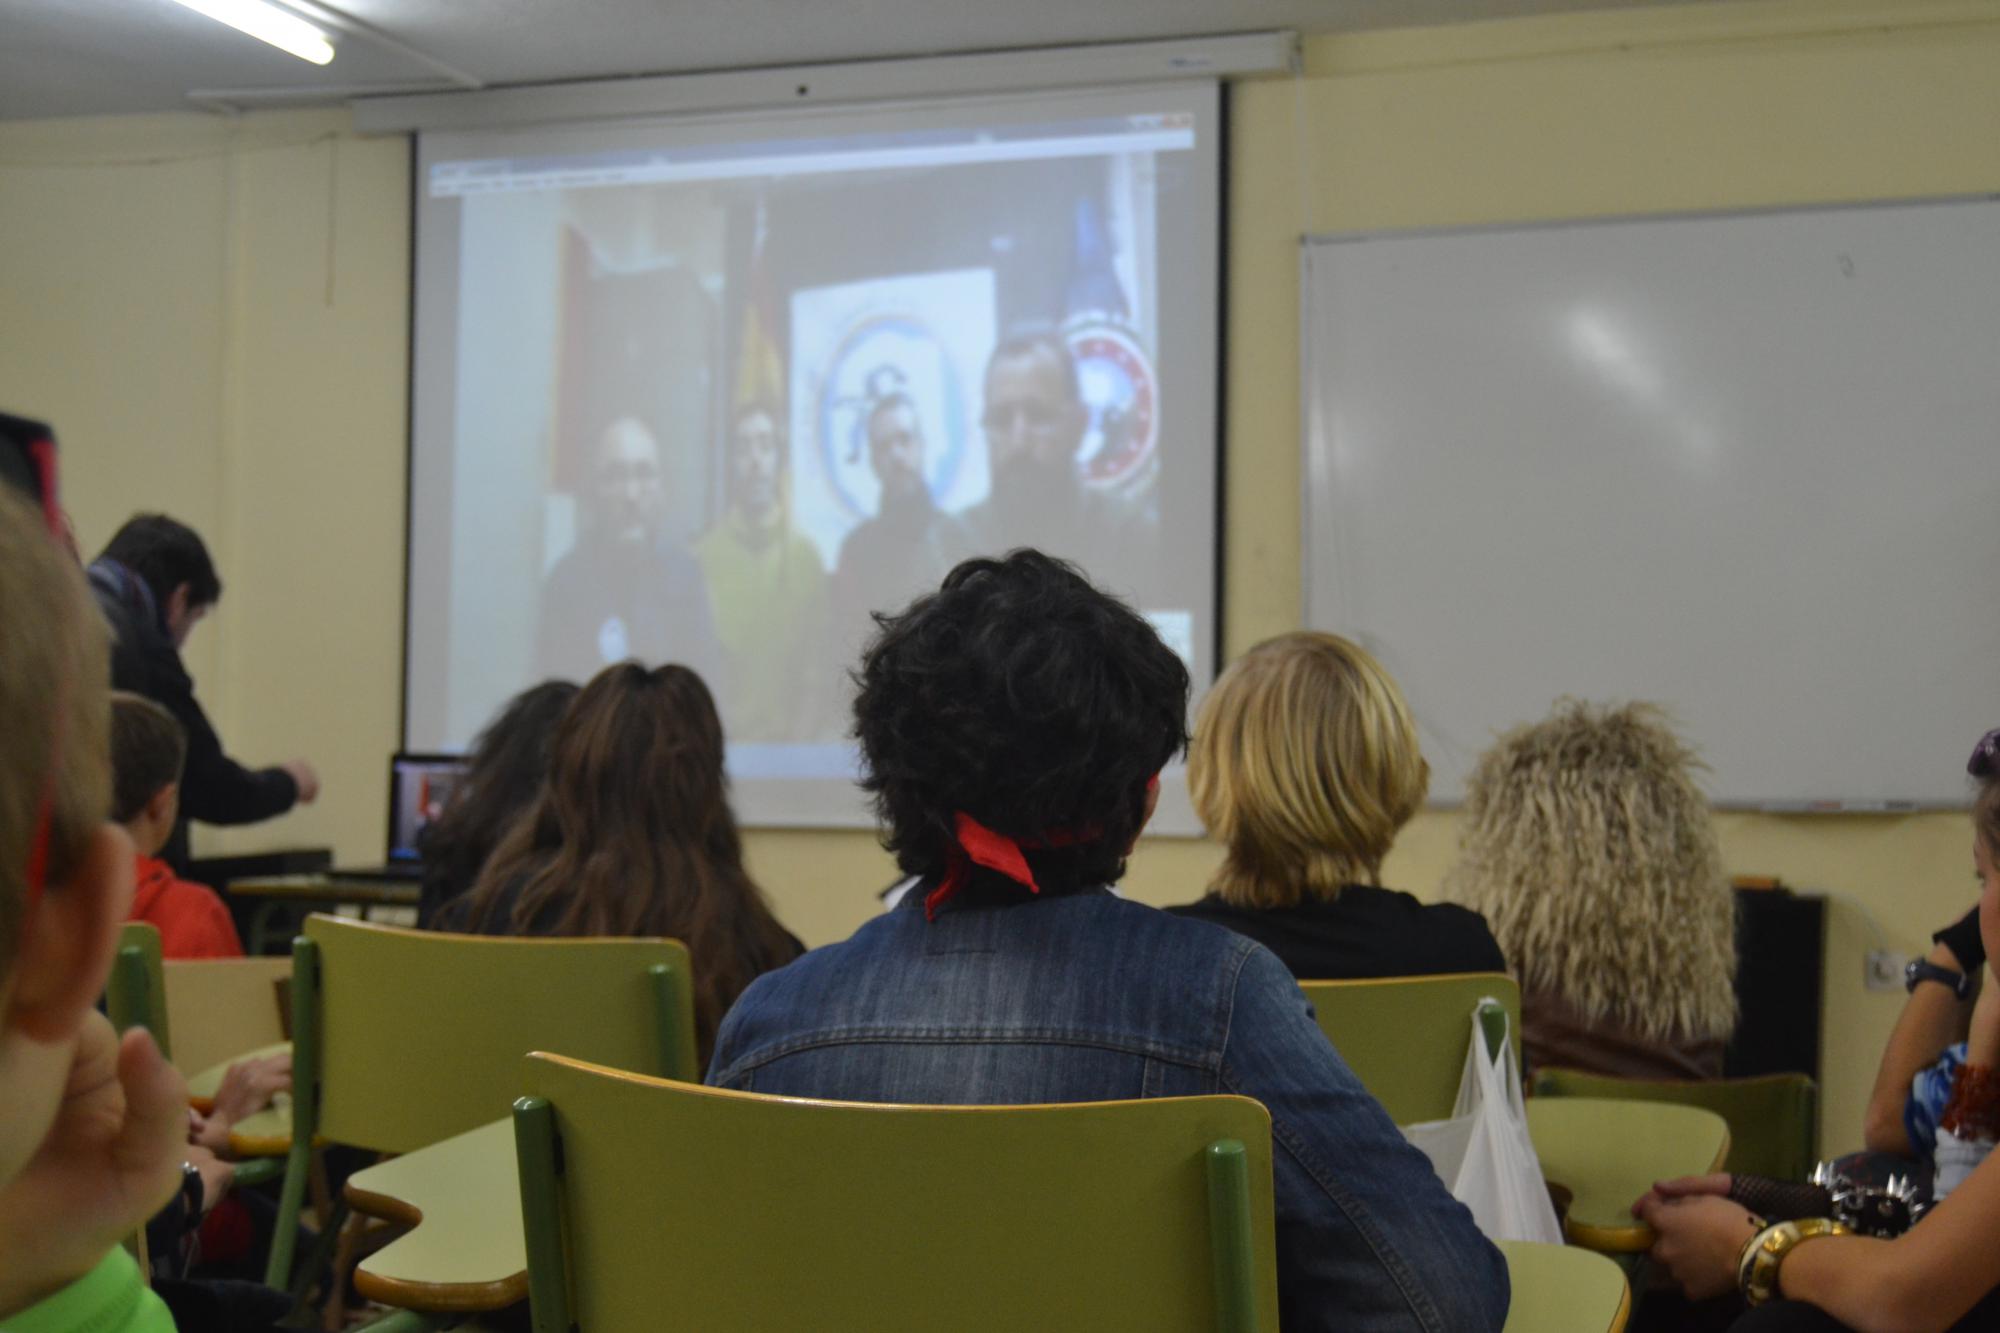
1905;958;1974;999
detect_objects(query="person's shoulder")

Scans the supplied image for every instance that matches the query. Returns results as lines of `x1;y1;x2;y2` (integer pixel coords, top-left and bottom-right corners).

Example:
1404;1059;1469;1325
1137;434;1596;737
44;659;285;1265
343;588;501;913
782;528;827;576
681;532;731;587
1096;894;1266;973
1164;892;1241;924
708;919;894;1077
156;875;243;958
1346;885;1509;969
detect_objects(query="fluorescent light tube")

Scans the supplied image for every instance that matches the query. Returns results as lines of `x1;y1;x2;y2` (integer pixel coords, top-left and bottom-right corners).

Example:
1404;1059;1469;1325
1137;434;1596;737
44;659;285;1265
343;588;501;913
168;0;337;65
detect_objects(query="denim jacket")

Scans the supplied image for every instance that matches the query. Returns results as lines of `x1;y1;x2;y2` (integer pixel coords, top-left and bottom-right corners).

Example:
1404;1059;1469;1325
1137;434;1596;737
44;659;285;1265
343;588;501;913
709;887;1509;1332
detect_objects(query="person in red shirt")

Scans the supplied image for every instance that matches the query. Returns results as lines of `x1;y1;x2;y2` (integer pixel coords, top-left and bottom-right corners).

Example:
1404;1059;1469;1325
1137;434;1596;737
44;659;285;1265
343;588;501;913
110;693;242;959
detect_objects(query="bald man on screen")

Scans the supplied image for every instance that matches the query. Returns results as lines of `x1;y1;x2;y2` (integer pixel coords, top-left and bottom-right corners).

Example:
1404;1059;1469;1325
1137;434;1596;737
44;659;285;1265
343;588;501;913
535;417;723;687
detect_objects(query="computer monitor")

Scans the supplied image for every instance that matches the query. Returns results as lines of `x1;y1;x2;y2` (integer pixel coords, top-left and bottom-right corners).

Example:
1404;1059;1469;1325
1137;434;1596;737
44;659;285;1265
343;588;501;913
387;753;469;865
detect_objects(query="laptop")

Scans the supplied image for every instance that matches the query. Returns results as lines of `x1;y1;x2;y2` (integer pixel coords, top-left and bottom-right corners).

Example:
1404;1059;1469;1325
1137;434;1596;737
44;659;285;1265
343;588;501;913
336;753;471;882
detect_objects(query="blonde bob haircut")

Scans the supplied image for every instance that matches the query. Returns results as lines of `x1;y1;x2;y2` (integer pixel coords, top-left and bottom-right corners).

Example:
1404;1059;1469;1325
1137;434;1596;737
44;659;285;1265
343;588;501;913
1190;632;1428;908
1443;699;1736;1045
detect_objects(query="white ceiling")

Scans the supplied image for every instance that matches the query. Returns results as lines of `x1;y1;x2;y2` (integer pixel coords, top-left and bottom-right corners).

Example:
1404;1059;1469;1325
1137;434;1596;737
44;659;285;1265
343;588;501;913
1;0;1709;121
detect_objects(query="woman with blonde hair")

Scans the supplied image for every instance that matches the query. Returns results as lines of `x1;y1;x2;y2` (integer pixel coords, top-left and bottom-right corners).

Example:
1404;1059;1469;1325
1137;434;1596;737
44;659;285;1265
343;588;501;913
1444;699;1736;1079
1169;631;1505;979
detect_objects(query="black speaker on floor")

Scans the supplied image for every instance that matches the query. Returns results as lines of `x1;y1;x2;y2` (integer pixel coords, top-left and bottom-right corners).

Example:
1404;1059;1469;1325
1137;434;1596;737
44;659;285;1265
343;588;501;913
1726;886;1826;1081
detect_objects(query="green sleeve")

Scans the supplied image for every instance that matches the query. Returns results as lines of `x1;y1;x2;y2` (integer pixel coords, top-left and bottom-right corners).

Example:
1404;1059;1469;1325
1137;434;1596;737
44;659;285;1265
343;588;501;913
0;1248;176;1333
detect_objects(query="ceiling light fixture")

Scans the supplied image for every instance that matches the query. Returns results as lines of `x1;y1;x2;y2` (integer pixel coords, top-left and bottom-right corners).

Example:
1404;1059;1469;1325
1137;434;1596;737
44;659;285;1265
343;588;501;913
167;0;337;65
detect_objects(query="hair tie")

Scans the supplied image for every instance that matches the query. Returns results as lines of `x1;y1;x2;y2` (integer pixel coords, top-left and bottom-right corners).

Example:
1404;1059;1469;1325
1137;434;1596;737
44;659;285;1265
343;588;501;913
1970;729;2000;780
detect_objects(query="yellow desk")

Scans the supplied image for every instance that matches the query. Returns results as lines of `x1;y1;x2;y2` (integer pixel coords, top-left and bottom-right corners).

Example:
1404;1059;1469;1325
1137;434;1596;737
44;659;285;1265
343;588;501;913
231;875;420;954
346;1118;527;1314
1499;1239;1631;1333
184;1040;295;1158
1527;1097;1731;1253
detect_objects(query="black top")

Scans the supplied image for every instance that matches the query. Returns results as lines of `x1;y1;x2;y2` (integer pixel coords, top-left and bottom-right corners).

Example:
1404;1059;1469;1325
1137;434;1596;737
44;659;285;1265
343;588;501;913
1166;885;1506;981
89;559;298;869
534;537;723;686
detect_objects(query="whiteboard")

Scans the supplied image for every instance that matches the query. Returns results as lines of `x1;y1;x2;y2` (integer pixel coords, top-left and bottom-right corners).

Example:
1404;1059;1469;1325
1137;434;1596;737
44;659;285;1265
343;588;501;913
1301;198;2000;808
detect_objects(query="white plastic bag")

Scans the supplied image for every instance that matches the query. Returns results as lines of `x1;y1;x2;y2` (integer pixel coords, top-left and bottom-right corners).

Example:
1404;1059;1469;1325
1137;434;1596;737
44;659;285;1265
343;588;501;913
1401;1004;1563;1245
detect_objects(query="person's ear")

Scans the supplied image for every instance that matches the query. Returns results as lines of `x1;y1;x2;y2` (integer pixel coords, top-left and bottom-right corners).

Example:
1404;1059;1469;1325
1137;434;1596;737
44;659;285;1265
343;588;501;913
144;783;178;830
1124;778;1163;855
6;824;135;1044
165;583;191;629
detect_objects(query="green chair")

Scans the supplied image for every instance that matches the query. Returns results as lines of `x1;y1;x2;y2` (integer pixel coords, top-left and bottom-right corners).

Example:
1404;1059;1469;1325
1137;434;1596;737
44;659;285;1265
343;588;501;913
1531;1067;1819;1180
1299;973;1522;1124
265;914;698;1309
1525;1098;1730;1253
163;954;291;1080
106;922;169;1057
107;923;292;1077
514;1051;1281;1333
107;923;290;1187
1499;1240;1631;1333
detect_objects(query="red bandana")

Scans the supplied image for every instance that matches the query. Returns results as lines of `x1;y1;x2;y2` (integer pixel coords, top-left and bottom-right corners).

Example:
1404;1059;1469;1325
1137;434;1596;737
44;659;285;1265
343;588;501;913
923;775;1160;922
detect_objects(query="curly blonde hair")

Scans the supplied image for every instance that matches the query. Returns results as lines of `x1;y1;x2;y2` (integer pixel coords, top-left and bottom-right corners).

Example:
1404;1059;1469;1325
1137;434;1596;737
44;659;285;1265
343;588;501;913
1443;699;1736;1045
1190;632;1428;908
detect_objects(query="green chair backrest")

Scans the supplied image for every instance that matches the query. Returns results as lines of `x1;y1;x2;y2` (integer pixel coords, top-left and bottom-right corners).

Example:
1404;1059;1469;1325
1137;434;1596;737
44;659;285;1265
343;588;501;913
298;914;697;1154
107;922;170;1061
1299;973;1523;1125
1531;1067;1819;1180
265;916;701;1290
515;1052;1282;1333
163;955;291;1077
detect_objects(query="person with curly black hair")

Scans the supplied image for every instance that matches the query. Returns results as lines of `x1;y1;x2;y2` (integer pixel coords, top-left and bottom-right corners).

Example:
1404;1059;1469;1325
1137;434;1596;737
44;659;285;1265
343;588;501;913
708;550;1508;1333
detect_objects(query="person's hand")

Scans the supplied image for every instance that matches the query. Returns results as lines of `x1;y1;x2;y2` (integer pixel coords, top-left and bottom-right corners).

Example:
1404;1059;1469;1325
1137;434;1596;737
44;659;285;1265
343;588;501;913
282;760;320;804
1632;1172;1734;1216
183;1143;234;1213
1635;1192;1764;1302
0;1014;188;1317
190;1051;290;1156
1935;906;1985;975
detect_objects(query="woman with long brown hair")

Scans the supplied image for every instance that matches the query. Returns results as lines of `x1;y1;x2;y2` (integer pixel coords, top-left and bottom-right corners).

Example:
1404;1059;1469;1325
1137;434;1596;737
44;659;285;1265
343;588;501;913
439;662;801;1065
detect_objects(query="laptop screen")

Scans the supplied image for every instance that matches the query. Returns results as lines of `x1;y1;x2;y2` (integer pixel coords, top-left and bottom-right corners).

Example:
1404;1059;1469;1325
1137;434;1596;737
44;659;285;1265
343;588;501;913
388;753;470;864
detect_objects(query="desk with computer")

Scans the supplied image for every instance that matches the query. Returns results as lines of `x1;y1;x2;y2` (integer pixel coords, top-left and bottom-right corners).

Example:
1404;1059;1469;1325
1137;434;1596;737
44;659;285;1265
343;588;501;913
194;752;470;954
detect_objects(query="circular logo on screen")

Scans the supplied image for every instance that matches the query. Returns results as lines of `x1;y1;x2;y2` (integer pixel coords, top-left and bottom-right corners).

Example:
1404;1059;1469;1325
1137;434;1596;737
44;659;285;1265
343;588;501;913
1067;322;1158;490
815;314;971;520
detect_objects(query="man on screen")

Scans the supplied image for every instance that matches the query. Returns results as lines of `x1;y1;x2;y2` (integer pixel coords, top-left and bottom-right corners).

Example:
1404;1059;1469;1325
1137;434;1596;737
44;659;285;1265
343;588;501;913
960;329;1146;584
831;392;967;642
535;416;722;686
696;399;832;742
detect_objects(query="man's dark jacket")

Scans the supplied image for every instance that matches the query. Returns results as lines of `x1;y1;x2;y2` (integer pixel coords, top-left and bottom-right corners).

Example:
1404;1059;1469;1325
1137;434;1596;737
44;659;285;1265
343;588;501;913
89;559;297;866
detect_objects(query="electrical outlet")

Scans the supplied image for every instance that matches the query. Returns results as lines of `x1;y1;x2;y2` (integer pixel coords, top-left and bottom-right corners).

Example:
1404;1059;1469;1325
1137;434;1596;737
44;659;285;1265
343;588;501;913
1865;950;1909;992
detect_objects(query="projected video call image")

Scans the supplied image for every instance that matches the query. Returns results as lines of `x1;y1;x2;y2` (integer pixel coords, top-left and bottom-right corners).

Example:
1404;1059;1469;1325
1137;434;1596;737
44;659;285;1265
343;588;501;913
409;91;1219;809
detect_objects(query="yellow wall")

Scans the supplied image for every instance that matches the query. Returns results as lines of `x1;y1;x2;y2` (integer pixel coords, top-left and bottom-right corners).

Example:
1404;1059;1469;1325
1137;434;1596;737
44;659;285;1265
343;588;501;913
0;113;410;871
4;0;1997;1155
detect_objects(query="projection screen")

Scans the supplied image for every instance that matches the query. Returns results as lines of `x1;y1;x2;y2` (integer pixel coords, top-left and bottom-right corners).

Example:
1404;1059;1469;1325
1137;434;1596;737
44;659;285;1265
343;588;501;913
406;81;1222;826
